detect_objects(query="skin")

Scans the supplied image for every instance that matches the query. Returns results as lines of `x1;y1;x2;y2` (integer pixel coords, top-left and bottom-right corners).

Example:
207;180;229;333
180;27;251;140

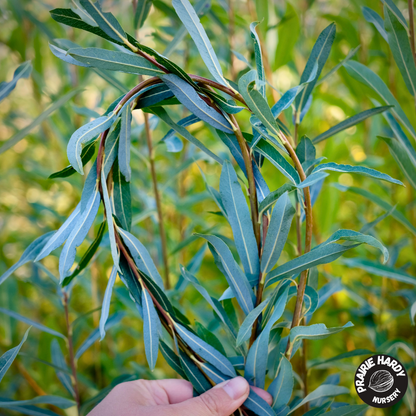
88;377;273;416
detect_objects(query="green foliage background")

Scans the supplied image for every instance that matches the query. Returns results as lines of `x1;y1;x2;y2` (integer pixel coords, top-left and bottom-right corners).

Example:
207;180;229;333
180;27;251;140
0;0;415;415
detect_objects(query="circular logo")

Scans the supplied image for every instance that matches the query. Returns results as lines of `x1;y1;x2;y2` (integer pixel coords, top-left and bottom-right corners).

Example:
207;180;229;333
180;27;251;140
355;354;408;408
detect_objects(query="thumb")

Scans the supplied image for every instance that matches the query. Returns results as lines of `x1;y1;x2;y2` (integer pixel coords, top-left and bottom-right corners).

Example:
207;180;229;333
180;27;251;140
171;377;249;416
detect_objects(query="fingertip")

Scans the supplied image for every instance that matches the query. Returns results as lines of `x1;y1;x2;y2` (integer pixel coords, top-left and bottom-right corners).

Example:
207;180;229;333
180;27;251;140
220;377;250;400
250;386;273;405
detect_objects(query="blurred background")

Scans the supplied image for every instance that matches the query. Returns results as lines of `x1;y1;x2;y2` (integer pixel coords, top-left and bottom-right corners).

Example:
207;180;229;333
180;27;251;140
0;0;415;415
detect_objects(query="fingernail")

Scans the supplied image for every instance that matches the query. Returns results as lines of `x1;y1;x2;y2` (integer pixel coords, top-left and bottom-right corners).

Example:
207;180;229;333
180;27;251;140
216;377;249;400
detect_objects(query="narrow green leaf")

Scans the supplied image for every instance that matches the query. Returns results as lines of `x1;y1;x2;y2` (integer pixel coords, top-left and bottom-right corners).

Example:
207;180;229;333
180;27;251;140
178;350;211;394
159;340;187;379
312;106;391;144
101;169;120;270
50;8;122;44
99;266;117;340
220;161;259;277
113;160;132;231
342;258;416;285
384;6;416;96
335;184;416;235
239;70;283;142
118;105;132;182
172;0;229;87
245;285;290;388
150;107;223;163
310;348;374;368
325;405;368;416
379;136;416;190
163;0;210;57
255;139;300;184
0;308;65;339
0;396;75;409
162;74;232;133
195;322;226;356
261;192;295;274
313;162;402;186
344;61;416;141
296;23;336;115
1;232;54;285
362;7;388;41
0;89;81;155
258;184;295;218
268;356;294;411
75;312;125;359
290;322;354;345
79;0;128;45
68;47;164;76
381;0;408;30
59;188;100;282
250;22;265;97
51;340;74;396
49;141;96;179
244;389;275;416
62;221;105;287
236;299;269;347
134;0;152;29
265;243;359;288
0;61;32;102
117;227;164;290
0;327;31;382
142;287;160;370
174;322;236;378
289;385;349;414
197;234;254;315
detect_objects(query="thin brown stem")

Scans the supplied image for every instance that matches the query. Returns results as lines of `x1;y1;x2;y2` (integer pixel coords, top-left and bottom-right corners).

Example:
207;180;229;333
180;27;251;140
228;0;236;81
143;108;170;289
230;115;261;250
409;0;416;67
63;292;81;416
283;141;313;358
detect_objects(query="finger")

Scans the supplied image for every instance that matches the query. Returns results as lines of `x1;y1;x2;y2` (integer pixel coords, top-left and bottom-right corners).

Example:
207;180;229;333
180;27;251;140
168;376;250;416
151;379;194;404
250;386;273;405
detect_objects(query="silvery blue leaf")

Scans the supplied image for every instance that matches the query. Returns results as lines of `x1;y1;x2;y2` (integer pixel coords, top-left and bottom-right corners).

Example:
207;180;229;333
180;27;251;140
0;232;54;285
268;356;294;411
244;388;275;416
59;188;100;282
99;266;117;340
261;192;295;273
0;61;32;102
101;168;120;270
197;234;254;315
118;227;164;290
174;322;236;378
103;121;121;177
142;287;160;370
49;44;91;67
245;285;289;388
51;339;74;396
178;350;211;394
162;73;233;133
0;328;31;382
67;114;117;174
250;22;265;97
172;0;229;87
79;0;127;44
220;161;260;278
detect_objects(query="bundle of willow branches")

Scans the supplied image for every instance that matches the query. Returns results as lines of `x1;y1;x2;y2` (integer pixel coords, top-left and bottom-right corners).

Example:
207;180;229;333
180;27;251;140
1;1;405;415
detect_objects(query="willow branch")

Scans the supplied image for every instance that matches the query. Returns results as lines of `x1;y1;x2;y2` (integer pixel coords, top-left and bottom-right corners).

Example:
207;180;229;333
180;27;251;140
409;0;416;67
283;139;313;358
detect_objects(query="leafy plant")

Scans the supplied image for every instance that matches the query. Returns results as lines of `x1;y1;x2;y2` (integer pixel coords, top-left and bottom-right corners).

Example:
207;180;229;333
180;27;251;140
0;1;414;416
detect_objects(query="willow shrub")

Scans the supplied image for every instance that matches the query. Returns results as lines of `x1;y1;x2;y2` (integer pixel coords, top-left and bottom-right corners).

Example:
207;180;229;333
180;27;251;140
0;1;411;415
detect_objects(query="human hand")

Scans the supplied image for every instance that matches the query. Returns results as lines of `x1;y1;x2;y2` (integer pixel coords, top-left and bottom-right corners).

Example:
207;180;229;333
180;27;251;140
88;376;273;416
